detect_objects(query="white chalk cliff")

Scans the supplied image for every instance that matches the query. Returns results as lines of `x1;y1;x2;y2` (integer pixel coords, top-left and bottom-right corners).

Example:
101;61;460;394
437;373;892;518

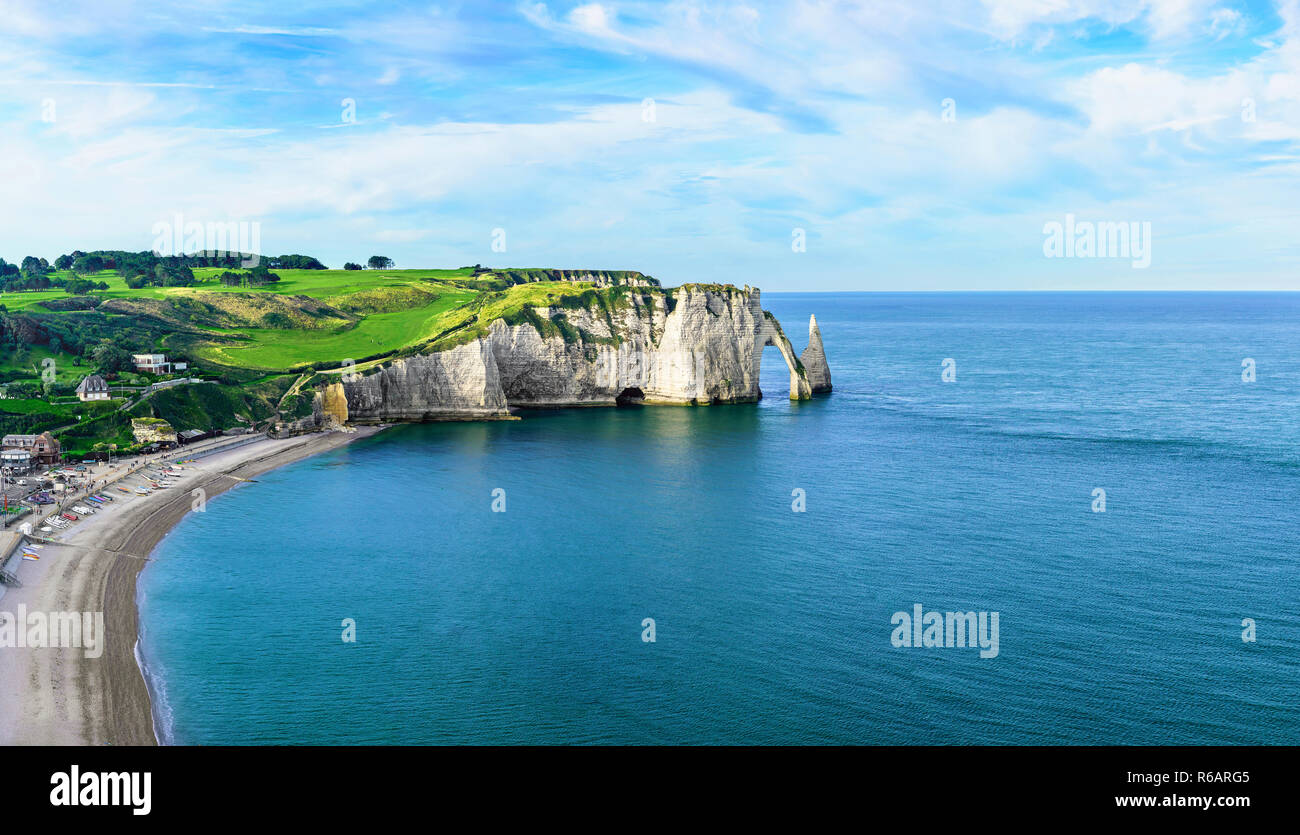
800;314;832;393
316;284;830;423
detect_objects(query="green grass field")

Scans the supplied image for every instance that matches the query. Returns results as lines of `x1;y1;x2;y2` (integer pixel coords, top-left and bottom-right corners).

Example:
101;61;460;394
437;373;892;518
0;397;71;414
2;267;615;377
0;344;91;382
195;287;477;369
186;267;476;298
0;267;477;309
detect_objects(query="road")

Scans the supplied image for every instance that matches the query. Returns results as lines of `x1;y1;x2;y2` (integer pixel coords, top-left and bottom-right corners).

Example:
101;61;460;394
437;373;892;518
0;431;263;530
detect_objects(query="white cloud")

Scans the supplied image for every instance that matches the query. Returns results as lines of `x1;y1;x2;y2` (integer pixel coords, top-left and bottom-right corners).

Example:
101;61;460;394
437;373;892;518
978;0;1224;39
568;3;613;33
0;0;1298;288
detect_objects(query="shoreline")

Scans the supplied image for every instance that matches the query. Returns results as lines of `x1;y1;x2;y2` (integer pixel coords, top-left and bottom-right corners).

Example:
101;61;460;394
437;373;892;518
0;426;385;746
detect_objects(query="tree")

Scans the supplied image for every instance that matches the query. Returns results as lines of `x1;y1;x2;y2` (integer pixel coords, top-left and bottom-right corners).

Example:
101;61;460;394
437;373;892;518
268;254;326;270
153;263;195;287
71;255;104;275
246;266;281;286
343;262;362;271
20;256;48;278
367;256;393;270
92;342;133;374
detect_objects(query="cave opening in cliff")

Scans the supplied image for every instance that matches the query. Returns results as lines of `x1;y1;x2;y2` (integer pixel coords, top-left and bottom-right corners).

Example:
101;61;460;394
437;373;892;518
616;387;645;406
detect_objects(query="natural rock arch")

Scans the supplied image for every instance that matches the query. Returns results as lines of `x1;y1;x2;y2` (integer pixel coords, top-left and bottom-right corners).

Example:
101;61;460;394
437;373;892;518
755;316;812;401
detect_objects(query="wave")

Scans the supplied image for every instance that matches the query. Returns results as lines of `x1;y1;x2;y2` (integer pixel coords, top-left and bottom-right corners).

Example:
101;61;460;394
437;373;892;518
134;590;176;746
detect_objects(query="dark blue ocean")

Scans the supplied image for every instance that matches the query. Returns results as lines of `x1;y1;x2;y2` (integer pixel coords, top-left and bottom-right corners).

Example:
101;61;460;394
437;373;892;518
138;293;1300;744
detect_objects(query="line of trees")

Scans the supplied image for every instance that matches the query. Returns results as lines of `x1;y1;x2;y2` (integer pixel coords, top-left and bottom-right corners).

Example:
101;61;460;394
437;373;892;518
1;250;327;293
1;256;108;293
343;256;391;270
2;251;410;293
216;266;281;287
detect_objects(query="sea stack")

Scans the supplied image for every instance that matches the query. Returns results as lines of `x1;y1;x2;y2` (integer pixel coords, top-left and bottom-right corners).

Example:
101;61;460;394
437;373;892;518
801;314;832;394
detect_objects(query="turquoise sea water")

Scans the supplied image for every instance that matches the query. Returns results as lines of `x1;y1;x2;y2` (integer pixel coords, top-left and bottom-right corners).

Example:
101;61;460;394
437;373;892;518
139;293;1300;744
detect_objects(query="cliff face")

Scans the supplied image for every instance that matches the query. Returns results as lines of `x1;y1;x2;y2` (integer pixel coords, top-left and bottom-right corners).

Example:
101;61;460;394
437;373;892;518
322;285;827;423
130;418;177;444
325;339;509;422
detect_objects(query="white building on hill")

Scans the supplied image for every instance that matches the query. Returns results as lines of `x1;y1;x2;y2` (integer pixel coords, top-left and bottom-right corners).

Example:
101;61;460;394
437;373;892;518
76;374;111;401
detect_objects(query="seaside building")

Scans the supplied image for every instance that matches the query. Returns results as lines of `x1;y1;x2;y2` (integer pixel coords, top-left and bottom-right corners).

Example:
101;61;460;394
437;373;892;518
1;432;60;466
132;353;172;374
0;448;31;473
75;374;111;401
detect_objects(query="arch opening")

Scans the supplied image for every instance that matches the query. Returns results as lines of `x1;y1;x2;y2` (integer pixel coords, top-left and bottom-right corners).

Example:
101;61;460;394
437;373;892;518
755;326;812;401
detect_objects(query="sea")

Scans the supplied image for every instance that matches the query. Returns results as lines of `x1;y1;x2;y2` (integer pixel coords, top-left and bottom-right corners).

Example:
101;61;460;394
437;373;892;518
137;292;1300;744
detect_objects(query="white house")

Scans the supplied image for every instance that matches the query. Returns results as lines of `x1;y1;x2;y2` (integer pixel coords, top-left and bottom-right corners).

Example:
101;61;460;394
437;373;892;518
76;374;111;401
132;353;171;374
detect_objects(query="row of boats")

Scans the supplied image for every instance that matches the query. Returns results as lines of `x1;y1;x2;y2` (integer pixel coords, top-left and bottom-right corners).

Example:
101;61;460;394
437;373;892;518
116;465;185;496
41;493;115;531
39;464;187;535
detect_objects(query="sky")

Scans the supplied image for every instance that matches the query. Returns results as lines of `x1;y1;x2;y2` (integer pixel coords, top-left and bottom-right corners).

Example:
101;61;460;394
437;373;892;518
1;0;1298;290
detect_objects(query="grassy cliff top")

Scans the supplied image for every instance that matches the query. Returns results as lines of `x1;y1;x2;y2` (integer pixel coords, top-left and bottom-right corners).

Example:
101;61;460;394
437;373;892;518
1;267;733;380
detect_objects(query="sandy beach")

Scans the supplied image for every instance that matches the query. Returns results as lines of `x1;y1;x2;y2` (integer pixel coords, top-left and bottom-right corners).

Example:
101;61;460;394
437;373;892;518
0;426;384;746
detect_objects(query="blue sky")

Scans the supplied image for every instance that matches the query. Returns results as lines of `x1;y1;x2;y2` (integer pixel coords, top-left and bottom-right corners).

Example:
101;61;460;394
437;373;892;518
1;0;1298;290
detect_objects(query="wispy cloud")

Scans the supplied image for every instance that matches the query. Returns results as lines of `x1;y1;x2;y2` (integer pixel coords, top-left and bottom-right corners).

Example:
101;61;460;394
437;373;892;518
0;0;1296;289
